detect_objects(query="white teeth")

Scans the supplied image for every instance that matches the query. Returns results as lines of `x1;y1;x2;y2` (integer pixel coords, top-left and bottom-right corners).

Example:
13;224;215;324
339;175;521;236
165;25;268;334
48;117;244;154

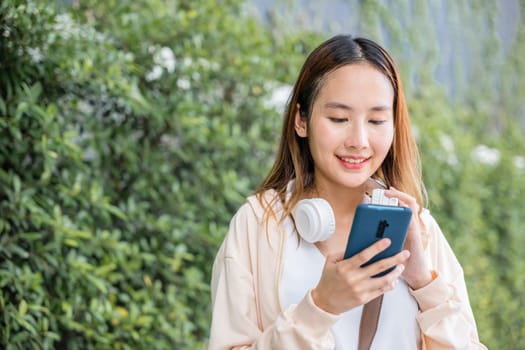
340;157;365;164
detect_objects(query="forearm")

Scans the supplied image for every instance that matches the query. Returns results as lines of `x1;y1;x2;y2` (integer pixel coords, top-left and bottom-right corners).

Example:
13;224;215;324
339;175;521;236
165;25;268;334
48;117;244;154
210;290;339;350
410;273;487;350
254;290;339;349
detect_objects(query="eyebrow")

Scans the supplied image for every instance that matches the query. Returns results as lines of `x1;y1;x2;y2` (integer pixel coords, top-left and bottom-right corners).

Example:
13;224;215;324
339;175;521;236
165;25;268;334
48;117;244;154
323;102;392;112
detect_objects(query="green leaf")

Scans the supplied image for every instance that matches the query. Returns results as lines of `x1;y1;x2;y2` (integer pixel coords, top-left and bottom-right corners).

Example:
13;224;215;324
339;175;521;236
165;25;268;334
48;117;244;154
0;97;6;115
18;300;28;317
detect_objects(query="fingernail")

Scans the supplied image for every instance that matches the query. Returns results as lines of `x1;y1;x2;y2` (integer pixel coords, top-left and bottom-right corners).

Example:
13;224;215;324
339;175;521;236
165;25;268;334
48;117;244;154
398;264;405;272
391;279;399;288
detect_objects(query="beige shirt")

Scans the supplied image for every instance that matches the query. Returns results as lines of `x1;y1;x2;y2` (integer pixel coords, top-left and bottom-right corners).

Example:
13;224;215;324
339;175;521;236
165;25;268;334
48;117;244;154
209;190;487;349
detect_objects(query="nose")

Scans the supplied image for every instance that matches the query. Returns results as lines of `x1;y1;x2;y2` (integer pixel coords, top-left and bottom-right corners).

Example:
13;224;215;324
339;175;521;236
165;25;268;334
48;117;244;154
344;120;368;149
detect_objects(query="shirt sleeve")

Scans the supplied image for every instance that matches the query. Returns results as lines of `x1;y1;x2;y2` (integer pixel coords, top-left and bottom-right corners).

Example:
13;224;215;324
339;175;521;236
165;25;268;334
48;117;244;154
409;212;487;350
208;202;340;350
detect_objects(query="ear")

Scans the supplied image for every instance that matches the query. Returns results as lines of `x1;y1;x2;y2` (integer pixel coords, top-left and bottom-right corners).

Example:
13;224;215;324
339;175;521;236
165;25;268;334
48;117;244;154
294;104;308;138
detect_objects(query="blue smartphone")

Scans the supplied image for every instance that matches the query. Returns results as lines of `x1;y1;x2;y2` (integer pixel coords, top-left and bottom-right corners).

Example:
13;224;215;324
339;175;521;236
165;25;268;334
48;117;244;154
343;203;412;277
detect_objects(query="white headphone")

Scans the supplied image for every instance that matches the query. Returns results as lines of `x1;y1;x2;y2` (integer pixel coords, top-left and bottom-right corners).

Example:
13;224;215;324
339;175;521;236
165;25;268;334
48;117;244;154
293;198;336;243
292;179;396;243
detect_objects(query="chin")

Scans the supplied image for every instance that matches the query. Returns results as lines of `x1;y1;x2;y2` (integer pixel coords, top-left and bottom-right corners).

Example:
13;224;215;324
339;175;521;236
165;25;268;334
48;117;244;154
339;178;369;189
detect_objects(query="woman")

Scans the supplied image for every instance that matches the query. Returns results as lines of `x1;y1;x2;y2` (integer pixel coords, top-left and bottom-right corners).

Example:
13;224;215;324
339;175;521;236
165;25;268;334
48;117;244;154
209;35;486;349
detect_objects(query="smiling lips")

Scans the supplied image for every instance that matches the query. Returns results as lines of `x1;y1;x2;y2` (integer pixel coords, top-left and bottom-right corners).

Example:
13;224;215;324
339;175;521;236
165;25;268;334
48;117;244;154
337;155;370;169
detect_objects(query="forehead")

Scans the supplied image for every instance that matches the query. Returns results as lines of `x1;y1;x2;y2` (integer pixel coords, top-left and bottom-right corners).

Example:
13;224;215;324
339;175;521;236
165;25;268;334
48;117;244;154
315;63;394;109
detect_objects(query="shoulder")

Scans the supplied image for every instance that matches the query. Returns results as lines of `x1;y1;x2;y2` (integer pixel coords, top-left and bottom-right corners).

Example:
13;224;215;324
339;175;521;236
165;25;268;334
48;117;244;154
220;189;282;256
246;188;281;217
229;189;280;225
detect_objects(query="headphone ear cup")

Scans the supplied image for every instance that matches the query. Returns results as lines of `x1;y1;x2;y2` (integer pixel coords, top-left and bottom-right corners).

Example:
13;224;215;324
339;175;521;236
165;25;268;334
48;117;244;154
293;198;336;243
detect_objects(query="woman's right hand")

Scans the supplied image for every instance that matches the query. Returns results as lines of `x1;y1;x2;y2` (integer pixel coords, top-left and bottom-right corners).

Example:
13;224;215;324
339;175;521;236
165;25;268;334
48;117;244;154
311;238;410;315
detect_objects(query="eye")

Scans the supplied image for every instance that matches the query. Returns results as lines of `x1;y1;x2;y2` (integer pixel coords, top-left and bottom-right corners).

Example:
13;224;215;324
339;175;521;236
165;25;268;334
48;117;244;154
328;117;348;123
369;119;388;125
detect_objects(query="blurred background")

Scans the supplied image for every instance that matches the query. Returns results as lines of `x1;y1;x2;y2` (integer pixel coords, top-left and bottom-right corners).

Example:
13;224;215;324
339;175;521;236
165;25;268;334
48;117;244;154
1;0;524;348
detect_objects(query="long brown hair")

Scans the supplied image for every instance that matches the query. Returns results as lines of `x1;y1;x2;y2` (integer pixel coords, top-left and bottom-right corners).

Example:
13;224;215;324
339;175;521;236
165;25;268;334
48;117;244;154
256;35;426;222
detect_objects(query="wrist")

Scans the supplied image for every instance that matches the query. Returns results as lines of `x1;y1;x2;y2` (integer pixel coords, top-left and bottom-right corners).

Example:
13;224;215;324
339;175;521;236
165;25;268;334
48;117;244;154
311;288;339;315
408;270;436;290
285;289;340;338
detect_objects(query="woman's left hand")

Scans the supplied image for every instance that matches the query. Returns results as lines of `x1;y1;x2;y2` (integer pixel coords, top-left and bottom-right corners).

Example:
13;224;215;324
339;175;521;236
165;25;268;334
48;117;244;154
384;187;433;290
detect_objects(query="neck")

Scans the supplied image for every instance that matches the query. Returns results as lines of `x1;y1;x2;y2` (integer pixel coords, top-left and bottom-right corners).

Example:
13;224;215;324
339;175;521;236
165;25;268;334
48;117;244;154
308;179;365;247
306;178;382;257
311;184;365;257
307;180;366;225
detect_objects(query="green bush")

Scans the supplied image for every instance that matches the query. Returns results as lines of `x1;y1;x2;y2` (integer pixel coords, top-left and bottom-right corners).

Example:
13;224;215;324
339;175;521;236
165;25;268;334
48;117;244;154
410;93;525;348
0;0;308;348
1;0;524;349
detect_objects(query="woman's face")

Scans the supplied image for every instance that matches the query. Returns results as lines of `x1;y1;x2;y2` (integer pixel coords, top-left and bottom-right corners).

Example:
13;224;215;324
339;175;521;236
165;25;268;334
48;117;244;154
295;63;395;193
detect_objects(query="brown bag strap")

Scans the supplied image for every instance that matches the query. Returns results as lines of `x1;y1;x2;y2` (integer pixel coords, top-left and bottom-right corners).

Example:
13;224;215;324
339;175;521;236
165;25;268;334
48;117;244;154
358;295;383;350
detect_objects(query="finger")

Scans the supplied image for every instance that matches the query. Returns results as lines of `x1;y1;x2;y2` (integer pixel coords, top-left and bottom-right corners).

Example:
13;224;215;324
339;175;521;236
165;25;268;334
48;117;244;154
380;264;405;291
398;199;419;216
386;187;414;202
361;250;410;277
396;198;423;231
387;188;419;212
347;238;391;268
369;264;406;292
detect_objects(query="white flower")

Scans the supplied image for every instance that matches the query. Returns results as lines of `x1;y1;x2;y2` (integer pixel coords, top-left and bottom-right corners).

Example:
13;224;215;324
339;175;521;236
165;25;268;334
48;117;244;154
472;145;500;165
147;47;176;79
148;45;158;54
197;57;219;71
513;156;525;169
177;78;191;90
77;100;93;115
54;13;75;35
411;124;420;140
440;134;454;153
160;134;180;149
182;57;193;67
145;65;163;82
27;47;43;62
53;13;106;43
264;84;293;112
439;134;459;166
156;47;176;73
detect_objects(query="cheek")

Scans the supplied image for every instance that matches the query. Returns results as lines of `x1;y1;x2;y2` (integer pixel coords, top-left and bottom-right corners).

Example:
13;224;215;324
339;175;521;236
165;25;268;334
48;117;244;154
308;122;342;155
372;129;394;154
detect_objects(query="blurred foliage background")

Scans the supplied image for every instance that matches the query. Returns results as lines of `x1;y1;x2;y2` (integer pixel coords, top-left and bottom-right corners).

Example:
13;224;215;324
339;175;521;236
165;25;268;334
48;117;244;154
1;0;524;349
